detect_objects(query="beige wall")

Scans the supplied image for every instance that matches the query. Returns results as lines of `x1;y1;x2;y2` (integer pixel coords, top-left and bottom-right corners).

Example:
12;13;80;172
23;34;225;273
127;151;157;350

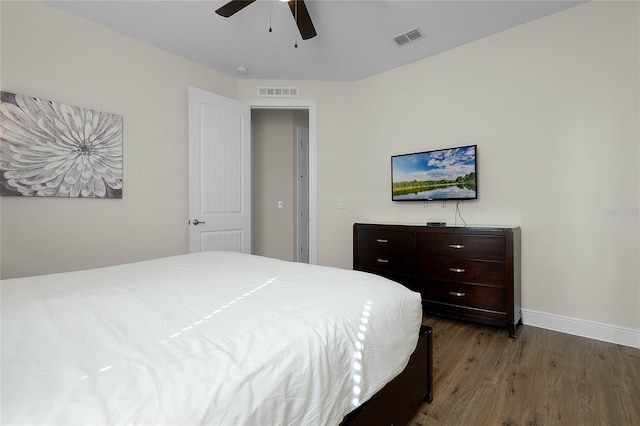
0;1;236;278
351;1;640;330
1;1;638;334
238;1;639;330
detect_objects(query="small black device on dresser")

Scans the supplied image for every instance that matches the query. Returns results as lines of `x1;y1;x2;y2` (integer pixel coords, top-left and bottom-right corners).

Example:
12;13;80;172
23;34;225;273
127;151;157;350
353;223;521;338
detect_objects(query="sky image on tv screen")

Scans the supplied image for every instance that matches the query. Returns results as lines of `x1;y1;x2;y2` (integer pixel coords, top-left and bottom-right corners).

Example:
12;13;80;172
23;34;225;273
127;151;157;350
392;145;477;201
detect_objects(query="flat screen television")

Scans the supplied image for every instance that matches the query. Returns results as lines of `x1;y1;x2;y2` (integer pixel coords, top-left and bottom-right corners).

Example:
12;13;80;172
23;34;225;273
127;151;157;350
391;144;477;201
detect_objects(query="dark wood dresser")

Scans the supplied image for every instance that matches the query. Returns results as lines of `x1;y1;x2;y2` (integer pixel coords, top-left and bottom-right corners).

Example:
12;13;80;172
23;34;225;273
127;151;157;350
353;223;521;337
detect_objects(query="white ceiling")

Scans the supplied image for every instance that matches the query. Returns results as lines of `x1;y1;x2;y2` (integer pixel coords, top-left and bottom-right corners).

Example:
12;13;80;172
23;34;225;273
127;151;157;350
47;0;584;81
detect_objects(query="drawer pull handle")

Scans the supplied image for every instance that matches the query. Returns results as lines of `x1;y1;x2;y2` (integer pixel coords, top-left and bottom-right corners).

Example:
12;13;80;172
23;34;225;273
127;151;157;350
449;244;465;249
377;258;389;263
449;291;466;297
376;239;389;243
449;268;466;273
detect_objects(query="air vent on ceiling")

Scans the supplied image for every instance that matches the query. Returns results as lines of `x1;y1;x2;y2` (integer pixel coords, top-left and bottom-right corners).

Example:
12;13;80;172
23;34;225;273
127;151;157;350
258;87;299;97
393;28;424;47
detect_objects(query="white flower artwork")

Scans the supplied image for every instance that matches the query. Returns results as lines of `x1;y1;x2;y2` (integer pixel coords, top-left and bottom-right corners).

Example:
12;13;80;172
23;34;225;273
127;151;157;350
0;91;123;198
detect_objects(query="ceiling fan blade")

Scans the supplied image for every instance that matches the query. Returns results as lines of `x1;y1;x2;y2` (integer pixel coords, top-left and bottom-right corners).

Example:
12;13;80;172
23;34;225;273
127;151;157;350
215;0;257;18
287;0;317;40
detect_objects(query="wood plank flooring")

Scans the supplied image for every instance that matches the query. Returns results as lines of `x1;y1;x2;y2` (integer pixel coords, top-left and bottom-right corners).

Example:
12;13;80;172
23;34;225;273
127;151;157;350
408;315;640;426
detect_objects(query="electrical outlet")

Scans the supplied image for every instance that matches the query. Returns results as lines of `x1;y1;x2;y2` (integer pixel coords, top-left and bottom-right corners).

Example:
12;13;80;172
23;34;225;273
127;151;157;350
337;199;348;209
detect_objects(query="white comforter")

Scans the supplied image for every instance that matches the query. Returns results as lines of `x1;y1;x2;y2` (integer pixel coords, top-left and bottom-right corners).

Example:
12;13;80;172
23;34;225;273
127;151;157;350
1;251;422;425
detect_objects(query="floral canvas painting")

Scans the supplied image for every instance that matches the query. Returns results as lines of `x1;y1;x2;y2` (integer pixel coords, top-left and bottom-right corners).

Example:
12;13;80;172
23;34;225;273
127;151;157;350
0;91;123;198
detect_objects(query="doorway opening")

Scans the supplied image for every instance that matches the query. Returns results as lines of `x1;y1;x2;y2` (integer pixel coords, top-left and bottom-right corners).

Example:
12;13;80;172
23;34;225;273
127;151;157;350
249;99;317;264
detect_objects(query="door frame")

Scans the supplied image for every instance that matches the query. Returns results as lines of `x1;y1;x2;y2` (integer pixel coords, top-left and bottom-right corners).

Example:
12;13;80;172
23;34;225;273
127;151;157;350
246;98;317;265
296;124;309;263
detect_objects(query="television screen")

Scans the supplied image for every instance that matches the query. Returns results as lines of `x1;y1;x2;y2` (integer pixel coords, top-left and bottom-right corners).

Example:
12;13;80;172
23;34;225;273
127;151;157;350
391;145;477;201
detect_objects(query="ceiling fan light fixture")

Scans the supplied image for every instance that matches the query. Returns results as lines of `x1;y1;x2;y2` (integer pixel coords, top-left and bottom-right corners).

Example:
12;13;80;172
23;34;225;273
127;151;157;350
215;0;316;40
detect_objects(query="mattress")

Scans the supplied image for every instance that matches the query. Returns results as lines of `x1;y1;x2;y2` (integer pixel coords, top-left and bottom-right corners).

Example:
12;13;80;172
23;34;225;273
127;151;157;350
1;251;422;425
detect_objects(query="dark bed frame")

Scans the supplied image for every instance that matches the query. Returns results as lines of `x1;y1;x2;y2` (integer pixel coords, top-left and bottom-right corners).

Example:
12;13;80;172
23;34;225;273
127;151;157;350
340;325;433;426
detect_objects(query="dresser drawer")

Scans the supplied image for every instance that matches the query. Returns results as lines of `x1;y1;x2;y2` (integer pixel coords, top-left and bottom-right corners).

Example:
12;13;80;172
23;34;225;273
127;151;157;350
417;233;505;261
357;229;415;253
357;229;416;275
421;281;506;313
418;256;505;287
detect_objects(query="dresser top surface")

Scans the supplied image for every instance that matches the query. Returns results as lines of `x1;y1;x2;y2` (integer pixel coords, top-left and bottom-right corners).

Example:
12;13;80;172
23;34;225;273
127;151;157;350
354;222;520;231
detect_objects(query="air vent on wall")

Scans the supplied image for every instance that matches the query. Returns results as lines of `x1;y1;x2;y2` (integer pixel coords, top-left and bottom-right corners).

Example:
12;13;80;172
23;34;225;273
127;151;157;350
258;87;299;97
393;28;424;47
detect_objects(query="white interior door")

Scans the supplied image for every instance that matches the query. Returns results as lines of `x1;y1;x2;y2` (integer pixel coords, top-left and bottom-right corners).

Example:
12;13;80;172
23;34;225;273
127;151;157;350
297;126;309;263
188;86;251;254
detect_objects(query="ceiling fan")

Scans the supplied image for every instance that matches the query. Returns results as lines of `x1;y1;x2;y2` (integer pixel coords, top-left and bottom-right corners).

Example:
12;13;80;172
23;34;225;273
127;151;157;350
215;0;317;40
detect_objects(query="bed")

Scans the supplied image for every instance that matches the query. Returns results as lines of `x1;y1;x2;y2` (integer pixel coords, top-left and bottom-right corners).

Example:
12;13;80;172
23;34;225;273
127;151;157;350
1;251;432;425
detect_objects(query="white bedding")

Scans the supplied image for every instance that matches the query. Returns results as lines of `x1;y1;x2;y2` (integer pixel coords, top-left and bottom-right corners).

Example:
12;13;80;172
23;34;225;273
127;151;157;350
1;251;422;425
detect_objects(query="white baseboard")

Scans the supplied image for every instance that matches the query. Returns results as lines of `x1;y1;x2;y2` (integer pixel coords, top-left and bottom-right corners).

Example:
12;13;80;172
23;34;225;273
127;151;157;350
521;309;640;348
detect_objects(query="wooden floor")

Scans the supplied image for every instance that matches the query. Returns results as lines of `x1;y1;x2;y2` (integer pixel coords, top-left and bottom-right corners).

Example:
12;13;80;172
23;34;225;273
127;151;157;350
408;315;640;426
